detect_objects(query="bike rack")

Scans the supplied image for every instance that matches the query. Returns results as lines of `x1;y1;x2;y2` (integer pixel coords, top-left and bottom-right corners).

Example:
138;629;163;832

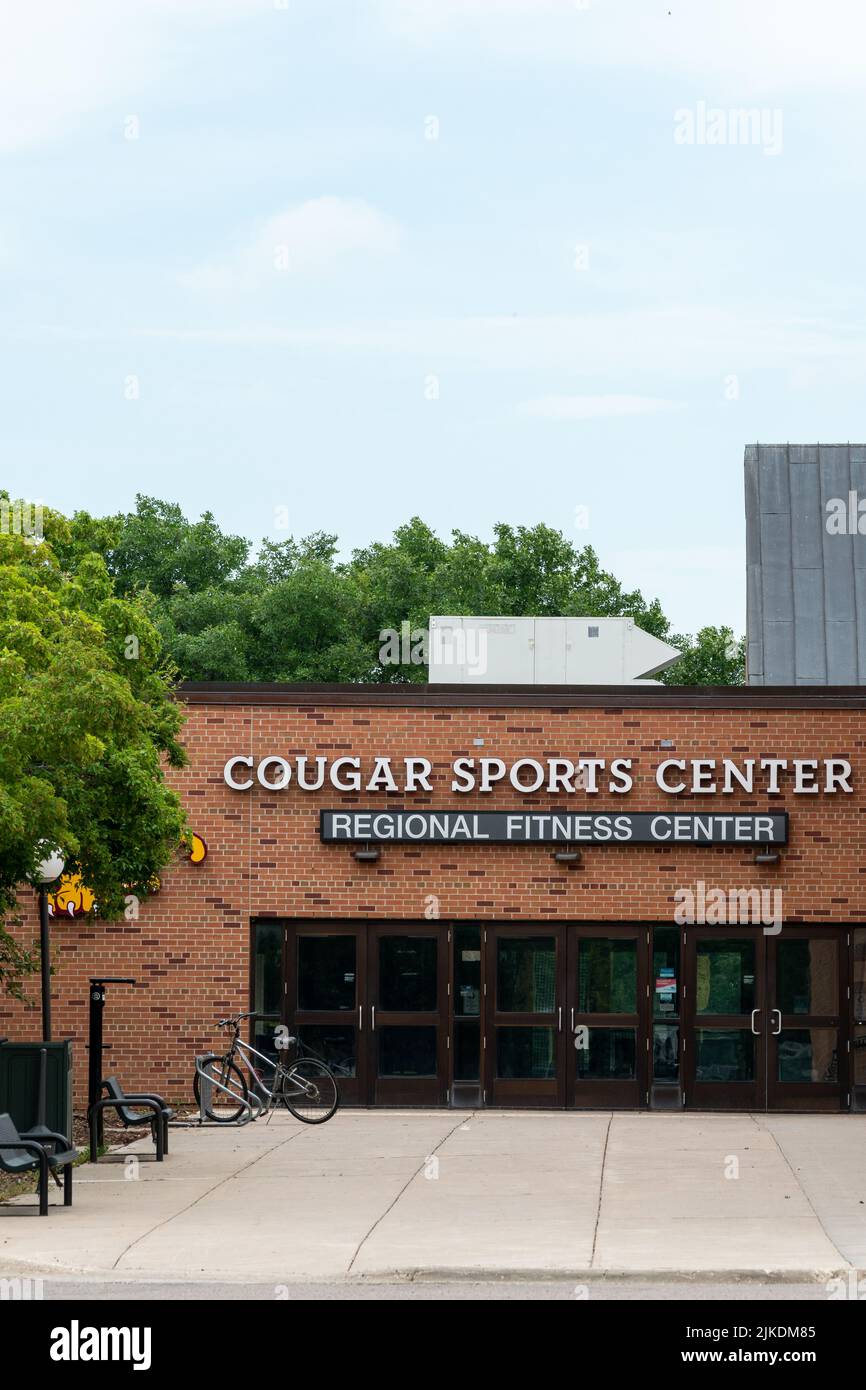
188;1054;263;1127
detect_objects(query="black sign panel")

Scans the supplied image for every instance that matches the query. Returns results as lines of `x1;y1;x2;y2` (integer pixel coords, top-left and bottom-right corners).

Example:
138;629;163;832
320;809;789;845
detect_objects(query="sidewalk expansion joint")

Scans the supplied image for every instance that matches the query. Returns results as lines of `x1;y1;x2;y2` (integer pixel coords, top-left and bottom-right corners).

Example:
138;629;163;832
346;1113;474;1275
109;1125;308;1272
589;1113;613;1269
754;1114;853;1269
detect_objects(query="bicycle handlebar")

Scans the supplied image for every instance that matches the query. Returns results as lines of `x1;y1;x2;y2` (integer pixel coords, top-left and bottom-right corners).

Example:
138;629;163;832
216;1011;284;1028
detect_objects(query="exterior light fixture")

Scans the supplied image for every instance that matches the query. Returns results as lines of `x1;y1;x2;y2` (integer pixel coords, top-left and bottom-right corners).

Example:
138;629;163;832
353;844;380;863
754;851;781;865
31;847;66;1041
35;849;66;884
552;848;582;867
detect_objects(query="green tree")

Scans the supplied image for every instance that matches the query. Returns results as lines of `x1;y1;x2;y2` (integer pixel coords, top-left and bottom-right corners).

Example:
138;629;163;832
0;514;188;996
108;495;249;599
344;520;671;682
158;589;256;681
249;561;371;682
53;497;740;687
660;627;745;685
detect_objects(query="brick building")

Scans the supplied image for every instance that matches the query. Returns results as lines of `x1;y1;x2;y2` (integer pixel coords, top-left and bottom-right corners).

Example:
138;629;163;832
3;681;865;1113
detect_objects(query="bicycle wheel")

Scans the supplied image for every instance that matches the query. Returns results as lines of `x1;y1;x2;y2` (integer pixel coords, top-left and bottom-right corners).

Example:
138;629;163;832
193;1054;249;1122
281;1059;339;1124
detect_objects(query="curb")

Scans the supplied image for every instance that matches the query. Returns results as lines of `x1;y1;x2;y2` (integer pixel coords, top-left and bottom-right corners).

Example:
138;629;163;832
352;1266;855;1285
0;1256;855;1285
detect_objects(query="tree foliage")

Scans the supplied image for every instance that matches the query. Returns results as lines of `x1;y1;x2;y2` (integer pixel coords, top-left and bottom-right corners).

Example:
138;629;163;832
0;503;188;995
51;494;744;685
659;627;745;686
90;498;714;685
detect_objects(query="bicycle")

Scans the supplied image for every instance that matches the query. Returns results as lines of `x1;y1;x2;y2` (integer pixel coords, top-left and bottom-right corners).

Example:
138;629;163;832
193;1012;339;1124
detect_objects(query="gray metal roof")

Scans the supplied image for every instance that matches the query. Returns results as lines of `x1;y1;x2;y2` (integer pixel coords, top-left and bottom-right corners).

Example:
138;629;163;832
745;443;866;684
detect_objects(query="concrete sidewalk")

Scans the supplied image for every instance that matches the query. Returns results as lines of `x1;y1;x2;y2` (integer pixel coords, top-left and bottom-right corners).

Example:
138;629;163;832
1;1112;864;1282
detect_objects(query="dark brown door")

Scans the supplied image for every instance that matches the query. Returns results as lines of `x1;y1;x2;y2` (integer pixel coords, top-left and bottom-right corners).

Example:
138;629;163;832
367;925;448;1105
566;925;647;1108
484;924;565;1107
683;927;766;1110
286;923;367;1106
766;927;847;1111
853;928;866;1113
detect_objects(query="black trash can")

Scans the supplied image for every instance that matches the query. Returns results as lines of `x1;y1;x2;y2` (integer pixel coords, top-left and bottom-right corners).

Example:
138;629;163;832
0;1039;74;1139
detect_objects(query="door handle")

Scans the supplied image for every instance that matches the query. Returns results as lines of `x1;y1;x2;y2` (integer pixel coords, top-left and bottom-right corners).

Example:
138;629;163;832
750;1009;761;1035
358;1004;363;1032
558;1006;562;1032
771;1008;782;1036
371;1005;376;1031
571;1007;575;1031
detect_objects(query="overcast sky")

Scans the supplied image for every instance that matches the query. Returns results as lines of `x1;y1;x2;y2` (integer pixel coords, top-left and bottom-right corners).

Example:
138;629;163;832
3;0;866;634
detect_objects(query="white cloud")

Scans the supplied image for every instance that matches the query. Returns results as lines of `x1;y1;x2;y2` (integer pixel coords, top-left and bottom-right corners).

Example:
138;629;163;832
376;0;866;92
519;394;682;420
0;0;258;153
4;0;866;161
117;306;866;384
182;198;403;290
7;0;863;160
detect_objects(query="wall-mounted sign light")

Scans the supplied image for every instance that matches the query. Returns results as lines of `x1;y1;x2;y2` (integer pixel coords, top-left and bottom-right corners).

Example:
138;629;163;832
552;848;582;867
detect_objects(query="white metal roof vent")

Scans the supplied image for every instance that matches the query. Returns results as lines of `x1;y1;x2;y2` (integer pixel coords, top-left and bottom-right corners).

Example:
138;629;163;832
428;616;681;685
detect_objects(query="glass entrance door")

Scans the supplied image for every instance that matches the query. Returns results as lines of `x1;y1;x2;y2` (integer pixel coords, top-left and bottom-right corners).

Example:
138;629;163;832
287;923;367;1105
682;925;849;1111
367;926;448;1105
682;928;766;1109
452;925;482;1106
766;927;847;1111
565;926;647;1108
484;925;565;1107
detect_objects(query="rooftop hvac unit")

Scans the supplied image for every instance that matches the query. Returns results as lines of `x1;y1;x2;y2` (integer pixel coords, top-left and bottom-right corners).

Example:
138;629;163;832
428;616;681;685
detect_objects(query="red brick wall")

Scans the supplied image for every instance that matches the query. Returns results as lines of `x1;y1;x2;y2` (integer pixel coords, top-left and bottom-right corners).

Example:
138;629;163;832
2;695;863;1107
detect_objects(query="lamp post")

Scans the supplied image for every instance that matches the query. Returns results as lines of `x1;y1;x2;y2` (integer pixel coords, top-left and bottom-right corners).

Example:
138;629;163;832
33;849;65;1041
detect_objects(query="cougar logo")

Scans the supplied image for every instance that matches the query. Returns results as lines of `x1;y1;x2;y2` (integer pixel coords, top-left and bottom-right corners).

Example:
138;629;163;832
187;832;207;864
48;874;96;919
46;834;204;920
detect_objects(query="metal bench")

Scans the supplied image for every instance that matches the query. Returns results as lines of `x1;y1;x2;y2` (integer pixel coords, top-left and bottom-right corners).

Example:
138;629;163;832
0;1112;77;1216
88;1076;175;1163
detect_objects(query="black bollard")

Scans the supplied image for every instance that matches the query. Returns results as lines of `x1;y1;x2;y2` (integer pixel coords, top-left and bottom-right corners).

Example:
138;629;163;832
88;978;136;1152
